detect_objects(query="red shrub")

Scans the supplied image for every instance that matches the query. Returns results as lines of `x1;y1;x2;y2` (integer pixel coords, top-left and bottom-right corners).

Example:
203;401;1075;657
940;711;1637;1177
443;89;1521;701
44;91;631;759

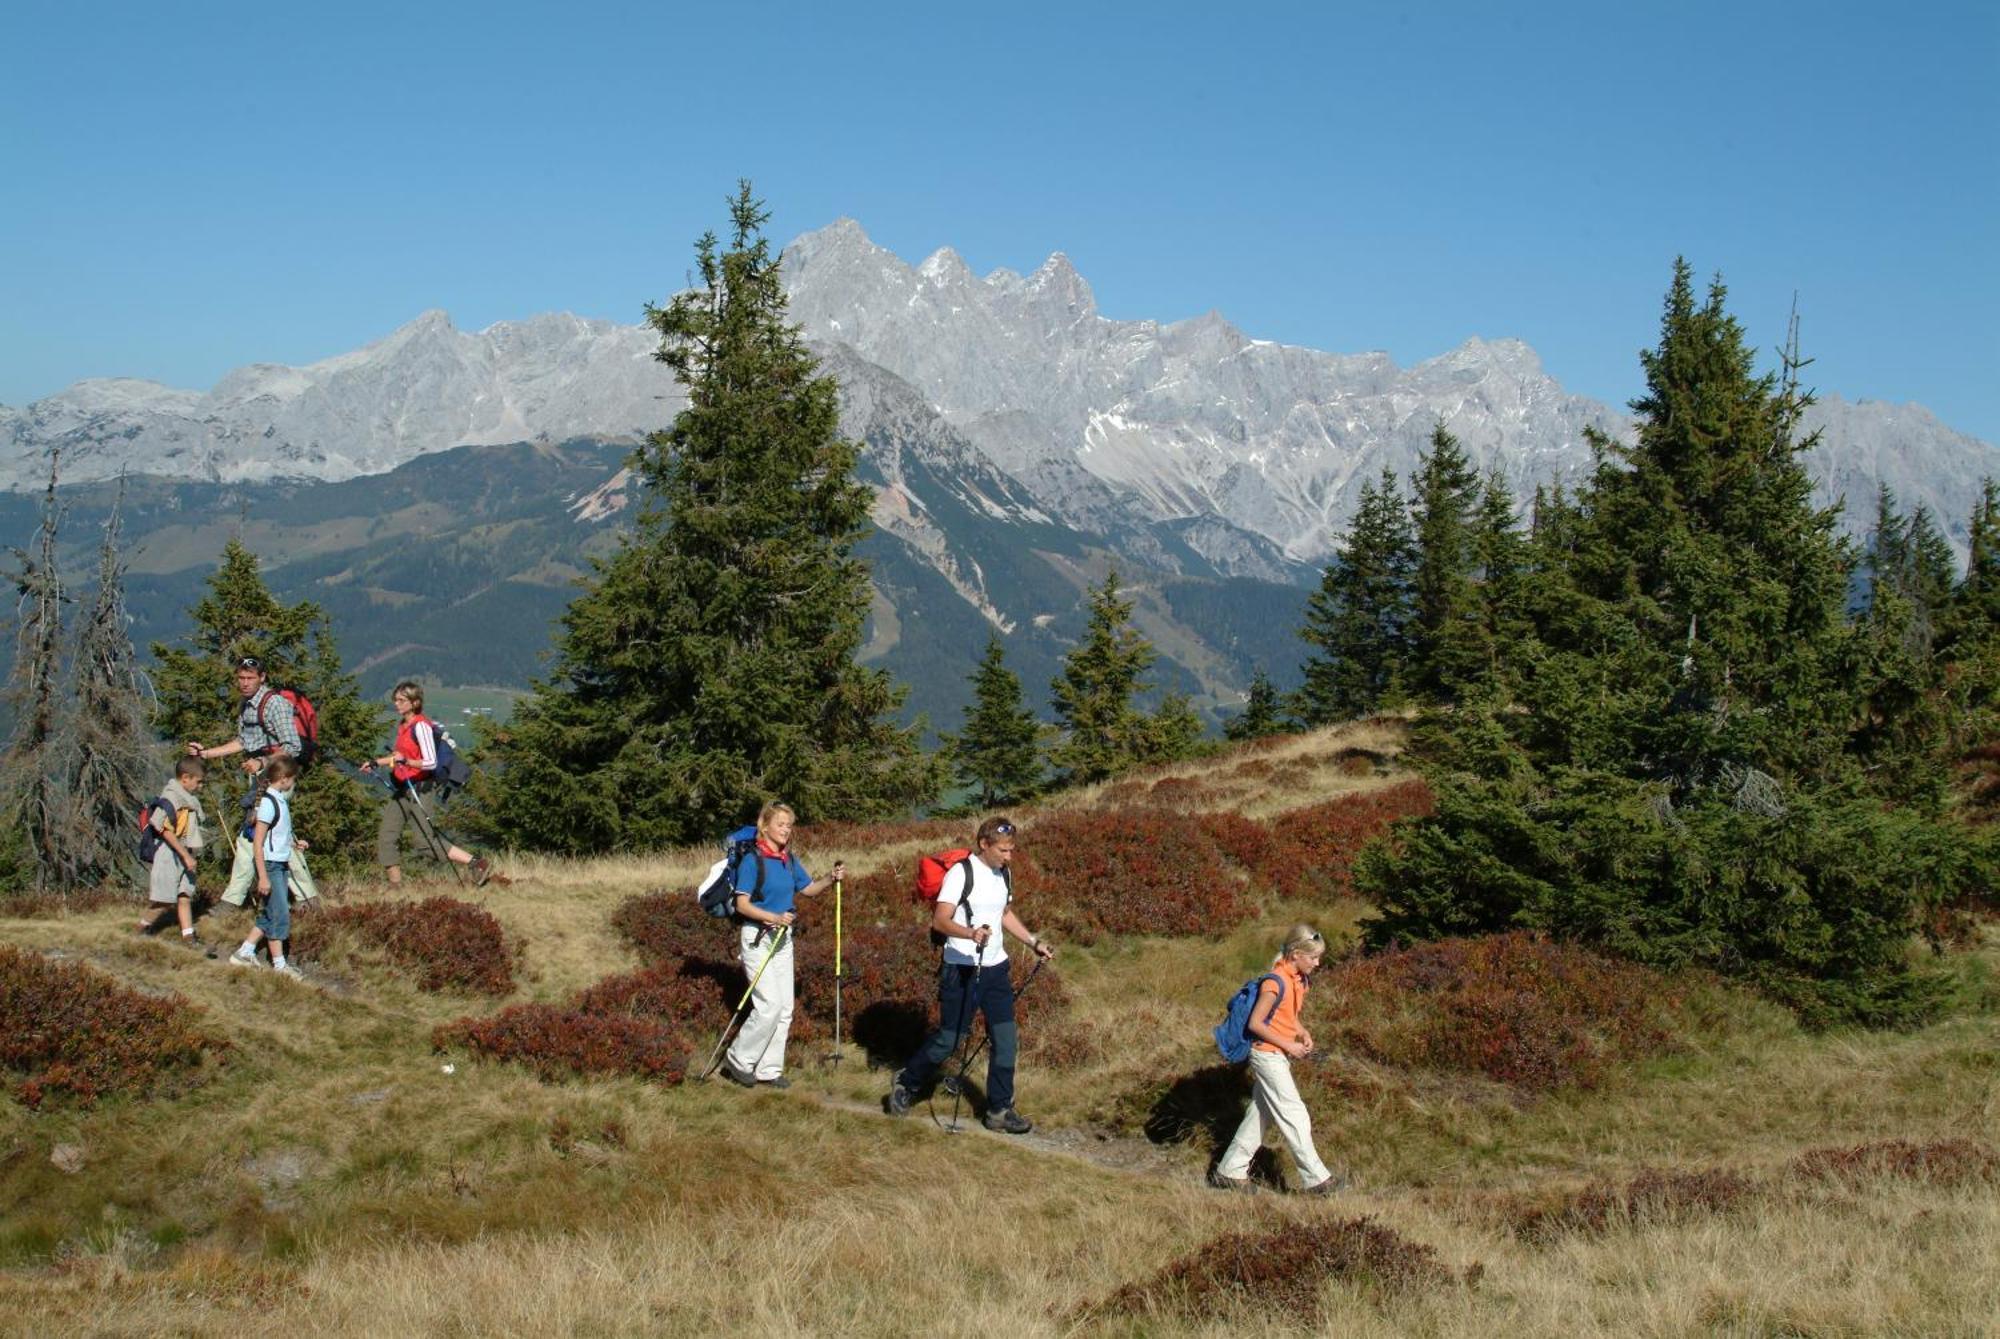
1249;780;1433;901
434;1005;690;1085
1792;1139;2000;1187
1311;932;1683;1092
1082;1216;1465;1322
1016;808;1251;942
0;944;225;1109
318;896;516;995
1511;1167;1756;1240
612;890;722;968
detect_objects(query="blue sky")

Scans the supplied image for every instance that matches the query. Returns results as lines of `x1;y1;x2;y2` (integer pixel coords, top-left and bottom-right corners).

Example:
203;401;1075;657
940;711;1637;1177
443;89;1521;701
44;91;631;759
4;1;1995;439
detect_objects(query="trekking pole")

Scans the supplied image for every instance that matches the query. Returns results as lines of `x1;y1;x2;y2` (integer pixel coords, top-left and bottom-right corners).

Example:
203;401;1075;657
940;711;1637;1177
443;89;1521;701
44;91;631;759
944;955;1047;1098
824;876;845;1069
404;781;468;891
700;924;792;1081
934;931;988;1135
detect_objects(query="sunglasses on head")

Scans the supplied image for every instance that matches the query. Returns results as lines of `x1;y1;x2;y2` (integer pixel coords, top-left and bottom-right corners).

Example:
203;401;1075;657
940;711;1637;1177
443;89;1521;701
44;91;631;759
235;656;263;671
991;822;1016;835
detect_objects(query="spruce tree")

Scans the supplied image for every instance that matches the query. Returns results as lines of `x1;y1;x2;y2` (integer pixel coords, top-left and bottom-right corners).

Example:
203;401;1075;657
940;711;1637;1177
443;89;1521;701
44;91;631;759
1406;424;1484;701
1468;469;1532;695
1361;262;1966;1024
149;538;382;874
67;482;161;888
1146;690;1207;763
944;633;1043;809
0;456;76;893
1854;487;1947;802
1049;568;1159;785
1293;467;1415;724
1224;669;1286;741
475;183;938;852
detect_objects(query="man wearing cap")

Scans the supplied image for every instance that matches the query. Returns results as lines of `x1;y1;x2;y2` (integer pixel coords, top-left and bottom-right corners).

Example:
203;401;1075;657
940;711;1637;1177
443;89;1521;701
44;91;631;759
189;656;320;912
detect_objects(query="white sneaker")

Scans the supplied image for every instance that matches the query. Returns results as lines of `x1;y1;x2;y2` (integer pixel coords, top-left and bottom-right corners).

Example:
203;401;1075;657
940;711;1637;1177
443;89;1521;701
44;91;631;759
228;947;262;969
272;962;304;981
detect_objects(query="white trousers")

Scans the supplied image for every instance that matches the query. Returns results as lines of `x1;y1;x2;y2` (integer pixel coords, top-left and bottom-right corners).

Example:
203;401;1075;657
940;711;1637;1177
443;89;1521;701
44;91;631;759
1217;1047;1333;1189
725;923;795;1080
221;835;318;906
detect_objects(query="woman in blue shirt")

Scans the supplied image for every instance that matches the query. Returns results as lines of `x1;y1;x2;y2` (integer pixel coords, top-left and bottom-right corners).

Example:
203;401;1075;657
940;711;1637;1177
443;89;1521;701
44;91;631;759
723;802;844;1088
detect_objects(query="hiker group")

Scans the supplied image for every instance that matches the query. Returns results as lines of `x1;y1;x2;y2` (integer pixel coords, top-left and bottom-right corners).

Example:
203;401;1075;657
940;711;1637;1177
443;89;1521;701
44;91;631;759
139;659;496;972
695;808;1347;1193
142;659;1346;1193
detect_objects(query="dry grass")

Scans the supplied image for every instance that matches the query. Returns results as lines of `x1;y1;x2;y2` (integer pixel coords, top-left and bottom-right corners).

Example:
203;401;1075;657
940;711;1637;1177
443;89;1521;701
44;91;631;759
3;718;1996;1337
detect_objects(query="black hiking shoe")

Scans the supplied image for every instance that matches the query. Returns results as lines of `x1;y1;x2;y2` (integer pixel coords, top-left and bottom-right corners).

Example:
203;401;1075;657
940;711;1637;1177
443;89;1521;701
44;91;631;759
182;934;217;959
886;1082;912;1117
721;1064;757;1088
982;1107;1032;1135
758;1075;792;1090
470;856;493;888
1302;1173;1351;1196
1206;1170;1253;1193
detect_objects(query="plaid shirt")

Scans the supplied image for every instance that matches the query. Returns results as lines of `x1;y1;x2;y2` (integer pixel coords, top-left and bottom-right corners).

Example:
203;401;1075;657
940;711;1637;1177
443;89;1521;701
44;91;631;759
237;686;300;757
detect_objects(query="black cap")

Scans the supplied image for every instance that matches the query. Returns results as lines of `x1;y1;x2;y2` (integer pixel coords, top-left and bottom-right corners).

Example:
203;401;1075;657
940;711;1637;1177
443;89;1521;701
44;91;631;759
235;656;264;671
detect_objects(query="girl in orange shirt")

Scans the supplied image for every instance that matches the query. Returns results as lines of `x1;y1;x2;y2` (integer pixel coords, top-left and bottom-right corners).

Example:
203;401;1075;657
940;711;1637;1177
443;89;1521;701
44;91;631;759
1210;923;1349;1194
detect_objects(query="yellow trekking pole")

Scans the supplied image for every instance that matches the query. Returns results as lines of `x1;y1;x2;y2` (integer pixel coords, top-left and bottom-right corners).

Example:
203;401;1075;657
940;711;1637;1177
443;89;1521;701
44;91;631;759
701;924;791;1080
826;876;846;1068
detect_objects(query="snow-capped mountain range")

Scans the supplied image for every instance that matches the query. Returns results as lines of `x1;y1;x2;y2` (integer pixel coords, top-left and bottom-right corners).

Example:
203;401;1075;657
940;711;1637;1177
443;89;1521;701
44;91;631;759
5;219;1995;571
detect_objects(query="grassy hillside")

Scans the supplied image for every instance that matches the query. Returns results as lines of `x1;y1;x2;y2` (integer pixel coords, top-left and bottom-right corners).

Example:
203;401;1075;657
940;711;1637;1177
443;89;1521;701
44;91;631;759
2;722;1995;1336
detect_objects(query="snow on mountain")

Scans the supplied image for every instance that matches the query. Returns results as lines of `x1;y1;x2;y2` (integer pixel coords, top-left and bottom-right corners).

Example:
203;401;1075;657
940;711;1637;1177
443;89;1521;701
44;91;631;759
5;219;1996;566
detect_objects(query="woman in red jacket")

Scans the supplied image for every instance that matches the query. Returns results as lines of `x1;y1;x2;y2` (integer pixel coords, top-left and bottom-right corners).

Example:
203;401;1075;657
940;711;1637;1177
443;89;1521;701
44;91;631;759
363;681;492;887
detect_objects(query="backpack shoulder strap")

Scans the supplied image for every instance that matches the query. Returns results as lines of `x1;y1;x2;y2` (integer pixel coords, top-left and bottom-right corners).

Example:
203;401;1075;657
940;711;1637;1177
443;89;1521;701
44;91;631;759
1256;973;1286;1026
950;854;978;924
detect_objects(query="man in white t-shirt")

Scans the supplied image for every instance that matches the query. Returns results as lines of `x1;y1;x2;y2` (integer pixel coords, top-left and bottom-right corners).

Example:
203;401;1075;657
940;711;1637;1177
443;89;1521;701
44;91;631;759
887;816;1055;1133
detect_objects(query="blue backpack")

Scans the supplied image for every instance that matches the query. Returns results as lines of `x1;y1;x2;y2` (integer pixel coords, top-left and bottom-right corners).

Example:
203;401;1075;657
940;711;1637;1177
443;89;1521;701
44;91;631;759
696;826;765;919
1213;972;1286;1063
428;720;471;790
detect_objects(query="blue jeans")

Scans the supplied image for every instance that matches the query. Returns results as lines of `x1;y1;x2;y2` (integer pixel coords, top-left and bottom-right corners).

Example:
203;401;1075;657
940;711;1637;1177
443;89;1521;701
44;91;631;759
256;862;291;942
897;962;1018;1113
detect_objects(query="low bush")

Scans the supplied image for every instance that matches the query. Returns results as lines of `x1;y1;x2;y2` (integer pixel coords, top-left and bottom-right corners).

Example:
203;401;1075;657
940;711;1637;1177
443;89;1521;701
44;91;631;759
1510;1167;1755;1241
1246;779;1434;902
1017;808;1251;941
0;944;225;1108
1311;931;1684;1092
434;1005;690;1085
317;897;516;996
1081;1216;1465;1323
1792;1138;1999;1187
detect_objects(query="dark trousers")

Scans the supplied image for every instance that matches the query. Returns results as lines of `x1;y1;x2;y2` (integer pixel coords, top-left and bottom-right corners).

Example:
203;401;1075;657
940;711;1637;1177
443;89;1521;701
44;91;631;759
897;962;1018;1113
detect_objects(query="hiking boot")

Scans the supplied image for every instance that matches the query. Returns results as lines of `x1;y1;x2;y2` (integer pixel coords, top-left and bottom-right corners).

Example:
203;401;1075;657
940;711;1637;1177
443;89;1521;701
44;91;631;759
758;1075;792;1090
1206;1170;1254;1193
886;1082;912;1117
982;1107;1032;1135
272;962;305;981
181;934;217;959
1302;1173;1351;1196
721;1064;757;1088
470;855;493;888
228;946;263;969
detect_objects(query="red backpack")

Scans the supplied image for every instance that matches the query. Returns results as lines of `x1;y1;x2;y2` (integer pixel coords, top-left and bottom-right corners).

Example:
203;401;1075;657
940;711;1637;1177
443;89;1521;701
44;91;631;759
912;848;975;906
257;687;320;766
913;848;1010;947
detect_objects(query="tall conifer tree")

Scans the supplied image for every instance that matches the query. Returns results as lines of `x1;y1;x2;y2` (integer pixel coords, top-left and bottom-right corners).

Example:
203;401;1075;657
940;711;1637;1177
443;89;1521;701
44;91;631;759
1362;263;1968;1023
945;633;1043;809
477;184;937;851
1049;568;1159;785
1294;467;1415;724
1406;424;1484;700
